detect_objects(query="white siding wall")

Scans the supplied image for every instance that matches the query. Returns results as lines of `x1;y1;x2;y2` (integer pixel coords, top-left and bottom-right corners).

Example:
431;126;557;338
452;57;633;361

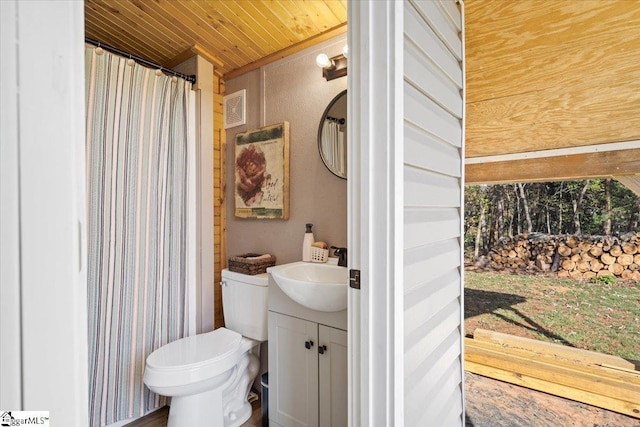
403;1;465;426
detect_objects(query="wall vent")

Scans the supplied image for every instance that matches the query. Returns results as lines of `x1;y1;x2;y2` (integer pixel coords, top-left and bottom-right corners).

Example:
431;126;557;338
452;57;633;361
223;89;246;129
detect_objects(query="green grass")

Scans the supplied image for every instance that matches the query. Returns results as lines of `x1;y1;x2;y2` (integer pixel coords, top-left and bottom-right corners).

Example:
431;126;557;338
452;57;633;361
464;271;640;362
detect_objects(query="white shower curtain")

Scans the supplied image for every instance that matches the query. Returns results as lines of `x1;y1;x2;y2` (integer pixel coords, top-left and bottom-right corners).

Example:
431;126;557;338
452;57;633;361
85;47;191;426
338;127;346;176
322;119;346;176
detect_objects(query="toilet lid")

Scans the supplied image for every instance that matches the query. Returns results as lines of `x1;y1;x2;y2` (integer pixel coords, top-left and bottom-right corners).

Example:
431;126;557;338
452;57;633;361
146;327;242;370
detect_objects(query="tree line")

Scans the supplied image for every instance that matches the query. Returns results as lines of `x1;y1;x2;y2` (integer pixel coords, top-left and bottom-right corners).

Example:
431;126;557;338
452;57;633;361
465;179;640;258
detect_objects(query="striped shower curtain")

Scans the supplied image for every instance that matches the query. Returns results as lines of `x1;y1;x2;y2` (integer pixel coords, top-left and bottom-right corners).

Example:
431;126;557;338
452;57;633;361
321;120;346;176
85;47;191;426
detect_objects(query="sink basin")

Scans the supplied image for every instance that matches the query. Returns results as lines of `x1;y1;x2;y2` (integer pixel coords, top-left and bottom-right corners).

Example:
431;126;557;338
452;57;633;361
268;261;348;312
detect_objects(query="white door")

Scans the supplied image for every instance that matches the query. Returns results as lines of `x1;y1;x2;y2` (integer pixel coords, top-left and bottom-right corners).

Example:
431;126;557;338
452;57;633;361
348;1;466;426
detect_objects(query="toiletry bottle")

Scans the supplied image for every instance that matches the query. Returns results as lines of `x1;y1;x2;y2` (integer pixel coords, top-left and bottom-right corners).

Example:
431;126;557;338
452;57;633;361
302;223;315;262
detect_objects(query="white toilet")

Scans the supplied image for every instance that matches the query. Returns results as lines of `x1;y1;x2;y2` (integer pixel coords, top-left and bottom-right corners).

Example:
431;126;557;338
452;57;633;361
143;269;269;427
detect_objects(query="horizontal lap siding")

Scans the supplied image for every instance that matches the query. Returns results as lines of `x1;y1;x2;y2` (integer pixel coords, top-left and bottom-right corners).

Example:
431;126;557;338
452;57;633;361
405;269;461;320
405;167;460;207
405;4;462;86
405;300;460;373
405;41;462;118
403;0;463;426
405;83;461;146
405;123;461;177
404;207;460;249
411;0;463;61
407;331;462;421
420;358;463;422
433;384;464;426
404;239;460;292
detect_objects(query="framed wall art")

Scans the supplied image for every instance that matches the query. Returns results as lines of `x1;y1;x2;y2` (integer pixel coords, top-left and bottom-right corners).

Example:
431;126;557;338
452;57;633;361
234;121;290;219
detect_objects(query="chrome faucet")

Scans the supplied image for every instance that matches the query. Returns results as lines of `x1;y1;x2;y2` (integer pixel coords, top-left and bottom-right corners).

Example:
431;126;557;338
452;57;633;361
331;246;347;267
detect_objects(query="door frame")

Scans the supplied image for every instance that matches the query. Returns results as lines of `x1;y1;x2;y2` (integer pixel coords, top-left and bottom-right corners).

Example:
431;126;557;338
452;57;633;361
348;1;405;425
348;1;466;425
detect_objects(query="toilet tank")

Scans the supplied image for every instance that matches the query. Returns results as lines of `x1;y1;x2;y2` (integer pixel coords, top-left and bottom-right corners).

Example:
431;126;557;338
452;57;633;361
221;269;269;341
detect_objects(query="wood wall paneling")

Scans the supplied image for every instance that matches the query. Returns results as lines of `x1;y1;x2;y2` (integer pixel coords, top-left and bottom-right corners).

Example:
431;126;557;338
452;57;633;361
213;75;225;329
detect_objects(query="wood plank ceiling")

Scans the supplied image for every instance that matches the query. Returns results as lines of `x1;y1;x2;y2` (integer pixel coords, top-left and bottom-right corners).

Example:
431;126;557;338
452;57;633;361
84;0;347;79
465;0;640;158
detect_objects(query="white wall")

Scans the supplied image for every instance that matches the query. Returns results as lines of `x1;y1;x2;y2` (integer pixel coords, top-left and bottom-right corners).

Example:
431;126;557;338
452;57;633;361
403;1;466;424
0;1;89;423
173;56;216;334
1;0;23;409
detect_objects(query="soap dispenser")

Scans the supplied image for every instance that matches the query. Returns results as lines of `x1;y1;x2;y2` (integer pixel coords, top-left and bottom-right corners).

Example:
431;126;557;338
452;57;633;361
302;223;314;262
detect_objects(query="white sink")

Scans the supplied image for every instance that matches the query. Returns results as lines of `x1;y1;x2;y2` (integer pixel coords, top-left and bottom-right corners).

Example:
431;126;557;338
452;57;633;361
268;261;348;312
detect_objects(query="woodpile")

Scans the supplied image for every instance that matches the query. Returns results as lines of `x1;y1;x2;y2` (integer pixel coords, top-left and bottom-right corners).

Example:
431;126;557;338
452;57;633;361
480;232;640;280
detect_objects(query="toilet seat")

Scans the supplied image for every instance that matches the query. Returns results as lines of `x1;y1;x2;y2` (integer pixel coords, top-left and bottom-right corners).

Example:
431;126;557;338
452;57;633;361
144;328;244;389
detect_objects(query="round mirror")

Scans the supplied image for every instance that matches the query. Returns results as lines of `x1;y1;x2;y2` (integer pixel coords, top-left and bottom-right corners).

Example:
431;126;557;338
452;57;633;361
318;90;347;179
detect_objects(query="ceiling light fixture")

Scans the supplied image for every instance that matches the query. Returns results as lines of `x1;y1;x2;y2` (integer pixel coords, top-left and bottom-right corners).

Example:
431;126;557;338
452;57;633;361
316;45;348;81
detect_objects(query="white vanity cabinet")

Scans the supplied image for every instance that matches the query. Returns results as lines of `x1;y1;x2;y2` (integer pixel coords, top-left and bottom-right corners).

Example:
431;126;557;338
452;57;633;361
268;311;347;427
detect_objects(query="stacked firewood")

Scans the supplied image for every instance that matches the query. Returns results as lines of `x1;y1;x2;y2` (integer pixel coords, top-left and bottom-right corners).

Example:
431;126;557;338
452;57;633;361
484;232;640;280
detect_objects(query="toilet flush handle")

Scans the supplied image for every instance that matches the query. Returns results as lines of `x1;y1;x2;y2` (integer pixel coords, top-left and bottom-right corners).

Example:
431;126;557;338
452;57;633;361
220;280;227;287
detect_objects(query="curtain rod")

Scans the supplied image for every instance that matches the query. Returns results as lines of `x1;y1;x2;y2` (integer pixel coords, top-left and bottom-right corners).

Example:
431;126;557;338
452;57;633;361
326;115;345;125
85;37;196;84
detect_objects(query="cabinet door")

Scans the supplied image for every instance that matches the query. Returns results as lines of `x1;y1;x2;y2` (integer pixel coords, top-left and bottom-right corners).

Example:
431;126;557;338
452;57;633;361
318;325;348;427
269;312;319;427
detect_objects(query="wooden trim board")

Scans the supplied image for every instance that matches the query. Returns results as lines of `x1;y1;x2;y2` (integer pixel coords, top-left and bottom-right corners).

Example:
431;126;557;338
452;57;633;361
465;141;639;164
465;148;640;184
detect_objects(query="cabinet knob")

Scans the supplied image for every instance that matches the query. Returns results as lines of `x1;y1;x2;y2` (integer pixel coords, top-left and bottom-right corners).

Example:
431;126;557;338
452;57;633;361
318;345;327;354
305;340;314;350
